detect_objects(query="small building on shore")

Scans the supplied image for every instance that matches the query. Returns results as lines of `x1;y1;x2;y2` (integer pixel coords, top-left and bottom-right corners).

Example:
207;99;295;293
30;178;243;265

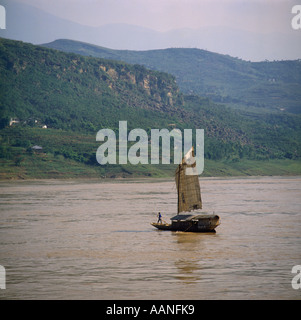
31;145;43;153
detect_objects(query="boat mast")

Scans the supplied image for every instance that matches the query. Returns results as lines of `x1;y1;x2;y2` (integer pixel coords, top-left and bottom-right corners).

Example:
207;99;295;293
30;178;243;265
177;164;180;215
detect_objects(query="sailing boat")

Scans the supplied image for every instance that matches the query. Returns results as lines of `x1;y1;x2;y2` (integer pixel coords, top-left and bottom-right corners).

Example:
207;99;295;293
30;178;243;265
151;147;220;232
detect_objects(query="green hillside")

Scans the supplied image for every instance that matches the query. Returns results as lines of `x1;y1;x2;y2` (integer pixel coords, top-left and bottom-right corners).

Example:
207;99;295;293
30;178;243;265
1;37;301;179
43;39;301;114
0;38;185;132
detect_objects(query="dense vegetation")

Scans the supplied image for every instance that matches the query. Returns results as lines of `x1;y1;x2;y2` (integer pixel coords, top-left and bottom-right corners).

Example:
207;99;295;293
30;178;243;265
0;38;184;132
1;37;301;179
43;39;301;114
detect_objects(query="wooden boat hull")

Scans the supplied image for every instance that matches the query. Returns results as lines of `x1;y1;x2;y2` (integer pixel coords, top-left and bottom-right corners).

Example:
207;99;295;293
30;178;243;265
151;214;220;233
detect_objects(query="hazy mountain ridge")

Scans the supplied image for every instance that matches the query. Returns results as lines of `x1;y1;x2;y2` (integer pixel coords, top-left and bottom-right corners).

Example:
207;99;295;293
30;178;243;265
1;0;300;62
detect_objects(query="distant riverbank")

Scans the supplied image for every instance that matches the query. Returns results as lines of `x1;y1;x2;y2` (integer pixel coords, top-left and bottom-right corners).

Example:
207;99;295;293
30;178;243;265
1;154;300;180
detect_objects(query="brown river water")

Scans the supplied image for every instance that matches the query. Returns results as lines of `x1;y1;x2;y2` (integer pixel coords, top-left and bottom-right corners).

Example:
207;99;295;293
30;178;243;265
0;176;300;300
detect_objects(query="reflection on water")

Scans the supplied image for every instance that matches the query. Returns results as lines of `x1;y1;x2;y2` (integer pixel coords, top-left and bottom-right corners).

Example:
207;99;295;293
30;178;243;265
173;233;205;283
0;177;301;299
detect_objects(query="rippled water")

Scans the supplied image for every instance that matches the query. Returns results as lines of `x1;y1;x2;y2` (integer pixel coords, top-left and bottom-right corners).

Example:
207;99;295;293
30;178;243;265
0;176;300;300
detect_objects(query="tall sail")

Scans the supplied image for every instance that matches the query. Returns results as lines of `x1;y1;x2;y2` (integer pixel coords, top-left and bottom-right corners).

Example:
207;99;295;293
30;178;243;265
175;147;202;214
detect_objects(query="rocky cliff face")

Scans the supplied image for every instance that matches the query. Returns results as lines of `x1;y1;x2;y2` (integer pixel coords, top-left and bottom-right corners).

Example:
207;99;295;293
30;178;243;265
97;61;184;112
0;37;185;128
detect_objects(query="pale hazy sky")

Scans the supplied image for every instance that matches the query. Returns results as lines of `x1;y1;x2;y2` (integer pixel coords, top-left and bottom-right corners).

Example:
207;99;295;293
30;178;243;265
14;0;298;33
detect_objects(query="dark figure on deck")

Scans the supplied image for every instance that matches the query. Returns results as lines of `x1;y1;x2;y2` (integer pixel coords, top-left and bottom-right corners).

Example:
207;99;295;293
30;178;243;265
157;212;162;224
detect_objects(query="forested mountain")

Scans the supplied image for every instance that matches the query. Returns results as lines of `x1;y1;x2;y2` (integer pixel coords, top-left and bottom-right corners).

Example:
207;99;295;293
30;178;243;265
0;38;300;179
0;38;185;132
43;39;301;114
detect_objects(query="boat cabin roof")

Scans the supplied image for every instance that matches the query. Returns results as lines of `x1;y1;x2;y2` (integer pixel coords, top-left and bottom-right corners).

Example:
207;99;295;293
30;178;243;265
171;214;196;221
171;214;218;221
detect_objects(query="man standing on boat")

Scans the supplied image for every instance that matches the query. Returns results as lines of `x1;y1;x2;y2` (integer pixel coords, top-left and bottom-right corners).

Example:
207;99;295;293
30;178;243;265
157;212;162;224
